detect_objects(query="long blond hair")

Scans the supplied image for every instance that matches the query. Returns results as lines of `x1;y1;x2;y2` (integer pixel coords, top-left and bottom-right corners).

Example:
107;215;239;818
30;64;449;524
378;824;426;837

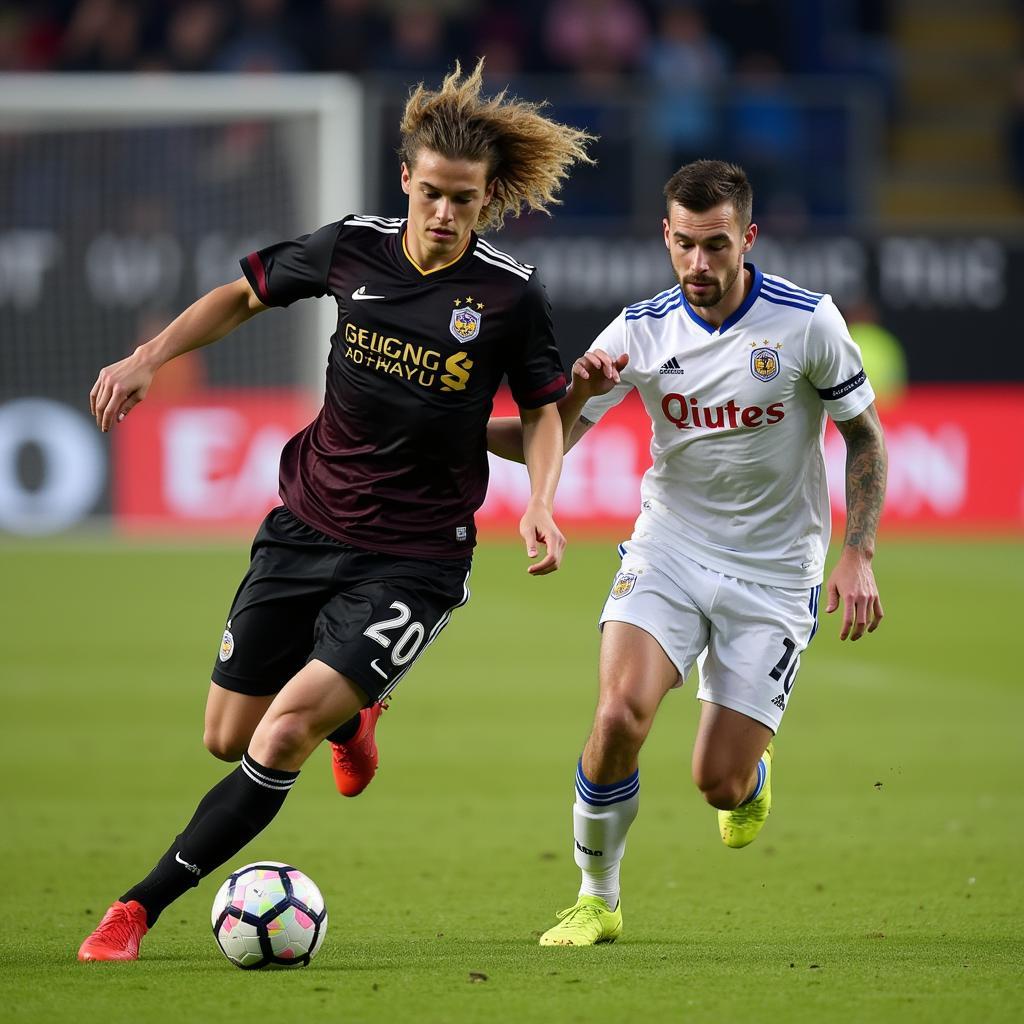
399;59;596;232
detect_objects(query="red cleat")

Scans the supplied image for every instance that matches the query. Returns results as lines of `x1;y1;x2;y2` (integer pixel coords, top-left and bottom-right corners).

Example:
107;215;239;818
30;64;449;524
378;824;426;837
78;900;149;961
330;701;387;797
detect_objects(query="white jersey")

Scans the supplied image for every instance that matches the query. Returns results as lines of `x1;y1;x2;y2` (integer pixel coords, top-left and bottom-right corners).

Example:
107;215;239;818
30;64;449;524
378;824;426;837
581;264;874;587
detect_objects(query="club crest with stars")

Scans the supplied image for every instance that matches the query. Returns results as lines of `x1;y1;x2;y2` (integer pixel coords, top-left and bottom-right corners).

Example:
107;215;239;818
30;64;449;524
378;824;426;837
750;340;782;382
450;295;484;343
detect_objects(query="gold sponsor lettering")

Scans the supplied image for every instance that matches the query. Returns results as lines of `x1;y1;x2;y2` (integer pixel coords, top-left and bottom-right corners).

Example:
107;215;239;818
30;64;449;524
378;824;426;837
441;351;474;391
375;357;405;377
342;320;471;391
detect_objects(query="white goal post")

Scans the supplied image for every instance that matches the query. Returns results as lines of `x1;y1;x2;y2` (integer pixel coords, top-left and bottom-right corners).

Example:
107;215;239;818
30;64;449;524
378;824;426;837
0;73;363;535
0;72;363;393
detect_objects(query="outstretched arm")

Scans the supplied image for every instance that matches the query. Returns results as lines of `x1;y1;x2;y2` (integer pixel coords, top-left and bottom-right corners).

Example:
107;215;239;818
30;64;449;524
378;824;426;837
89;276;267;432
826;403;888;640
486;350;628;463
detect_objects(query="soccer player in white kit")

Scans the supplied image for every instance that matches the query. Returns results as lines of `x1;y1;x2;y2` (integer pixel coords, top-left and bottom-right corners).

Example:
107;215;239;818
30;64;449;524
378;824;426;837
488;160;887;945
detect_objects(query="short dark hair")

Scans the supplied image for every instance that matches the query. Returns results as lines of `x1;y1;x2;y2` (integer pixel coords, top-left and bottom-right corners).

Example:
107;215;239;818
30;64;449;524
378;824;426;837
663;160;753;228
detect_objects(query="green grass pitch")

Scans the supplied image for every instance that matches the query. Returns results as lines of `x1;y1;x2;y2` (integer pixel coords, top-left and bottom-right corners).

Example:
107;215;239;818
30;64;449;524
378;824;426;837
1;535;1022;1023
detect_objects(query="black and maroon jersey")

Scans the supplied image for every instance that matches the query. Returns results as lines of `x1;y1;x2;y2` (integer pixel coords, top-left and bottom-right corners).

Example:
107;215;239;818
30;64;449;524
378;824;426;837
240;215;566;559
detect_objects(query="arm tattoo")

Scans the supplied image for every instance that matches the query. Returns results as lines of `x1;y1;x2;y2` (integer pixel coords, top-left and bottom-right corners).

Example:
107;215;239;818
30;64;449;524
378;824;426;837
833;405;887;555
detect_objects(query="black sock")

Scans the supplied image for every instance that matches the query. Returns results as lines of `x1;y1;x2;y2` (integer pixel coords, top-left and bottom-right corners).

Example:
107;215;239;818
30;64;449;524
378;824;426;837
325;711;362;745
121;753;299;925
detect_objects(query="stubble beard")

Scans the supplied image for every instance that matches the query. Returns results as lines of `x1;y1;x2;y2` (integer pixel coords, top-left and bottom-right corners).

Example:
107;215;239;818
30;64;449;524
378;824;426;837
682;260;742;308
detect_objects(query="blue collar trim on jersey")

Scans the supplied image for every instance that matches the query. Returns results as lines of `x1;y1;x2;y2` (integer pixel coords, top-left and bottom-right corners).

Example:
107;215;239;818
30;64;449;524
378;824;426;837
681;262;764;334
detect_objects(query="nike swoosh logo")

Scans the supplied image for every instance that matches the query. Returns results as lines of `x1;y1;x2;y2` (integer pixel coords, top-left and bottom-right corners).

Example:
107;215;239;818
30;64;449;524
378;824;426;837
352;285;386;301
370;658;388;679
175;851;201;876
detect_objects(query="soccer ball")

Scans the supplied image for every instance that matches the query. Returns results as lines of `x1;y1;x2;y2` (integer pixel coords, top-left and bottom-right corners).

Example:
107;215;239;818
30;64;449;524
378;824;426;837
211;861;328;969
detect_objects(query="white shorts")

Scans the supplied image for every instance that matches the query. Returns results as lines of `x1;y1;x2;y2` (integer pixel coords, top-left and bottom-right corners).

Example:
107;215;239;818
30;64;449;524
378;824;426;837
599;534;821;732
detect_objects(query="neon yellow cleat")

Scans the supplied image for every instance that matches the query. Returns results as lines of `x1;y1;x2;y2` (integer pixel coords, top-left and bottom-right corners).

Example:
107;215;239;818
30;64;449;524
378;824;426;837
539;895;622;946
719;742;774;849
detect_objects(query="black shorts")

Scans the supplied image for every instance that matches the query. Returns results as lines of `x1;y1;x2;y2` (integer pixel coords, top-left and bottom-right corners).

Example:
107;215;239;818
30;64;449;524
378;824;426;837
211;506;472;703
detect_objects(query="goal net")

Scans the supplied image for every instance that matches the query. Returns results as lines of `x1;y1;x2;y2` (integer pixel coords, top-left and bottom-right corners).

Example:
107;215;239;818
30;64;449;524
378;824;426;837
0;73;362;534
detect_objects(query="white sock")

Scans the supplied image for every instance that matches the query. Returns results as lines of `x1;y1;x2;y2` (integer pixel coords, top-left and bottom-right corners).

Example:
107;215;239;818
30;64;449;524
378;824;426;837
741;754;768;805
572;760;639;910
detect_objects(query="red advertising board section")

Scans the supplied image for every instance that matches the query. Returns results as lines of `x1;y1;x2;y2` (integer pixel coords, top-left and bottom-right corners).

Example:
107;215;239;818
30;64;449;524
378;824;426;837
114;386;1024;536
114;390;317;534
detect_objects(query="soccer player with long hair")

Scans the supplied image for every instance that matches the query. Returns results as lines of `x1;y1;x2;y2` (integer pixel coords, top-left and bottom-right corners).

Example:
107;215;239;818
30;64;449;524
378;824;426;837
79;60;594;961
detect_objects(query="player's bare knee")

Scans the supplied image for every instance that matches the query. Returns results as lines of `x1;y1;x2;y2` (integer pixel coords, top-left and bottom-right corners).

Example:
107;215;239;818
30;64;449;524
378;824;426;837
592;699;649;754
203;729;246;762
252;713;317;767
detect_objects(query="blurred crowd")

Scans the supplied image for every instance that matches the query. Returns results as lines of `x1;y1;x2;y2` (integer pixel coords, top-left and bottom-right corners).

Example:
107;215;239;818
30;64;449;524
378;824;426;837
0;0;893;86
0;0;901;225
